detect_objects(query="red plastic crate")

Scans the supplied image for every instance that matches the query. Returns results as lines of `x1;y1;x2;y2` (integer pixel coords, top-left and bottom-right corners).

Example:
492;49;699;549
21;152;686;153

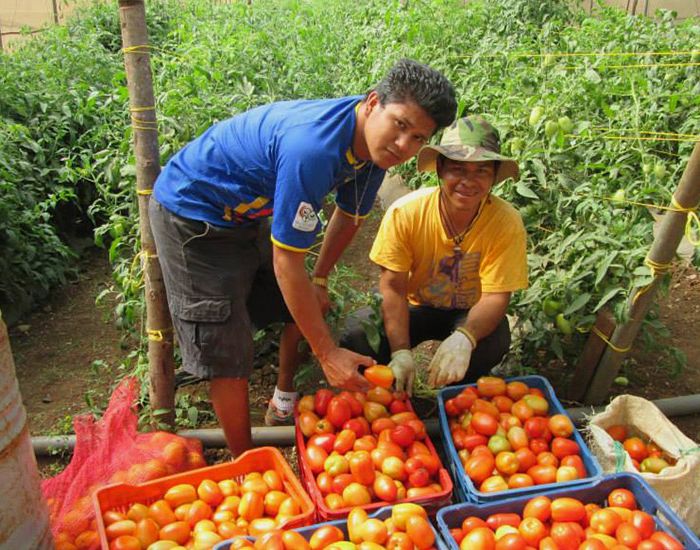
92;446;314;549
295;399;453;521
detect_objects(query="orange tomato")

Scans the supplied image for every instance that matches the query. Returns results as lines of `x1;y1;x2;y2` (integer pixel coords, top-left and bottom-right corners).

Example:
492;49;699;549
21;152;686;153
238;491;264;521
518;516;547;546
164;484;197;508
105;520;136;541
623;437;649;462
523;495;552;522
281;530;312;550
405;515;435;549
309;525;344;549
590;508;624;536
74;530;99;550
102;511;128;526
550;497;586;523
649;531;684;550
607;488;637;510
459;526;495;550
548;414;574;438
158;520;190;545
108;536;141;550
197;479;224;506
134;518;159;548
364;365;395;389
606;425;628;442
186;499;212;527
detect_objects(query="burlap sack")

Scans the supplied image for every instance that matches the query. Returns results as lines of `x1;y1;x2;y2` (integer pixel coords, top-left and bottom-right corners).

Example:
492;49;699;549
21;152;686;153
587;394;700;534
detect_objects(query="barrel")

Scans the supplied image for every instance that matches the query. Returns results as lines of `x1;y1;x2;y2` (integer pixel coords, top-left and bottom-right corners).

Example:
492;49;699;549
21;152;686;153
0;313;53;549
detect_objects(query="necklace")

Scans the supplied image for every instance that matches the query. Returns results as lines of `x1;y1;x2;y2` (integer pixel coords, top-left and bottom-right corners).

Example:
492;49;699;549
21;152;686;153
353;161;374;226
439;188;481;254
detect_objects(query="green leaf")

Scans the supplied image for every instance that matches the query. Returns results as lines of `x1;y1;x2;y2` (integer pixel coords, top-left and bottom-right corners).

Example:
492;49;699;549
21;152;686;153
516;181;539;199
563;292;591;316
592;287;624;312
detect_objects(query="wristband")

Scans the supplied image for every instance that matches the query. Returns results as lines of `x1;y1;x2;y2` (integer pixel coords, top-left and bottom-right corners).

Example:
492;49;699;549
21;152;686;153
456;326;478;349
311;276;328;288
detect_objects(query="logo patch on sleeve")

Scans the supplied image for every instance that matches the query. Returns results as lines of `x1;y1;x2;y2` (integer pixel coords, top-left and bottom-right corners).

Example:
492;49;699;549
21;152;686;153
292;202;318;232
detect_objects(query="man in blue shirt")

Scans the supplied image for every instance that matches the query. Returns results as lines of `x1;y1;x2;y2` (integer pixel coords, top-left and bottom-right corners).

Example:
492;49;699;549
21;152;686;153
150;59;456;455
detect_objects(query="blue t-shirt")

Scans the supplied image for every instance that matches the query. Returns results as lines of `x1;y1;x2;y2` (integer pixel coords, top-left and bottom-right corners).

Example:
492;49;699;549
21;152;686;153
154;96;385;251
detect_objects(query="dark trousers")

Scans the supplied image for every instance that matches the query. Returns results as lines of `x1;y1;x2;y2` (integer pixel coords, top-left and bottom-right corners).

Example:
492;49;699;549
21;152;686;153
339;304;511;385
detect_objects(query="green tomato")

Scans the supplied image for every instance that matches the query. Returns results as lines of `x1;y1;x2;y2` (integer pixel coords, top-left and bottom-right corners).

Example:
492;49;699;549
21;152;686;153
544;120;560;139
555;313;573;335
529;106;545;127
640;456;670;474
542;299;562;317
542;54;555;67
557;116;574;133
692;50;700;62
487;434;512;455
510;137;525;155
612;189;626;203
642;162;653;175
614;376;629;386
654;163;667;179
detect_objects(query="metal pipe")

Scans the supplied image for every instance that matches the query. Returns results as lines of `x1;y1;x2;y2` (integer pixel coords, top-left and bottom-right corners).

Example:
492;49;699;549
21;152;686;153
31;394;700;456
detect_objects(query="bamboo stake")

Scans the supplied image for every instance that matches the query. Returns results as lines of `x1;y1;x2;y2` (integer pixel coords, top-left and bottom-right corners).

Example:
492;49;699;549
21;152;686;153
585;142;700;404
118;0;175;427
51;0;59;24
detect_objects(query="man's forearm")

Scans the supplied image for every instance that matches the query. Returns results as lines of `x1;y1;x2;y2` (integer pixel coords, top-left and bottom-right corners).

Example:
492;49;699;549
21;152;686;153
312;207;361;278
462;292;511;342
274;248;335;359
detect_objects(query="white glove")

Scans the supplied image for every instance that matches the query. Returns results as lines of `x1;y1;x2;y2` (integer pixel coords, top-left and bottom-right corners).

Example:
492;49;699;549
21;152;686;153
389;349;416;396
428;330;474;388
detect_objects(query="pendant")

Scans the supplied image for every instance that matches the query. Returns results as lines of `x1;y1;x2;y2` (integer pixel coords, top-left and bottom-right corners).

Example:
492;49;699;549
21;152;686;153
354;210;360;227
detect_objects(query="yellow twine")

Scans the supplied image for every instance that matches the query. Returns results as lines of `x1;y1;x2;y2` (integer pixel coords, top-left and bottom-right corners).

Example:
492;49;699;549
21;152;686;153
122;45;152;55
136;189;153;196
564;61;700;70
567;134;699;143
130;106;155;113
632;256;674;305
671;196;700;246
457;49;699;59
591;127;700;139
591;326;631;353
147;328;172;342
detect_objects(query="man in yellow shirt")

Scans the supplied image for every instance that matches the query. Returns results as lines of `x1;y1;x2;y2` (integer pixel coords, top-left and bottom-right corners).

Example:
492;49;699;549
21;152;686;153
340;115;528;394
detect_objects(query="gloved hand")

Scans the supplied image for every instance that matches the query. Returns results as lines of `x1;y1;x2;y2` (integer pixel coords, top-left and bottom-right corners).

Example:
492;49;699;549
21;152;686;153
427;330;474;388
389;349;416;396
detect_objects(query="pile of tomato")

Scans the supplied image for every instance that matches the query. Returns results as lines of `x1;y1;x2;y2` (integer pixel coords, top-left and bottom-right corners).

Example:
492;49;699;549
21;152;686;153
297;366;446;511
605;425;676;474
227;502;436;549
444;377;590;493
448;488;683;550
99;470;305;550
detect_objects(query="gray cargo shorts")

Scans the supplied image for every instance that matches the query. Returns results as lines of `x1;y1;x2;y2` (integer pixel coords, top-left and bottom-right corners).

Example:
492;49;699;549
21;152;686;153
149;198;292;380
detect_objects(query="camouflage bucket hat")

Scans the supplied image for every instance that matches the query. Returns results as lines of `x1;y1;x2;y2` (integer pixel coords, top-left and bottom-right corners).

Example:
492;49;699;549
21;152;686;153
417;115;519;185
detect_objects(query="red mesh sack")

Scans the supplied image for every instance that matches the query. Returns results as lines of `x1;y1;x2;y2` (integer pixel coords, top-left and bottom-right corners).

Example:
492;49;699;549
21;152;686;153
41;376;206;549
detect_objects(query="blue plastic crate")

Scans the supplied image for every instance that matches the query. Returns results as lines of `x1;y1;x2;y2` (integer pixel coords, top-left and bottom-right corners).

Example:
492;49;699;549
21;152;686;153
213;505;448;549
436;473;700;550
437;375;602;503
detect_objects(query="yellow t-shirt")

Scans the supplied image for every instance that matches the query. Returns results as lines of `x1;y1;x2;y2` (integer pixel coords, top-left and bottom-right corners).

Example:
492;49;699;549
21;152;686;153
370;186;528;309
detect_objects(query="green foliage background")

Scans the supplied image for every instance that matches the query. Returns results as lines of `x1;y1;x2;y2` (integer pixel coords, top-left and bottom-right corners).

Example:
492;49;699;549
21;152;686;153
1;0;698;372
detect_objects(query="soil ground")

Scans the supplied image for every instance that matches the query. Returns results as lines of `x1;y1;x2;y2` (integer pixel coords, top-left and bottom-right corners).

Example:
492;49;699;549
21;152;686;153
9;205;700;472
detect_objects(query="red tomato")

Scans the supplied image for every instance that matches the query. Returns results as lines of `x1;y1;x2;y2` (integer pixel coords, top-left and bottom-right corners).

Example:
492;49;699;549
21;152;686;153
485;513;521;530
331;473;354;494
304;445;328;474
630;510;656;539
616;522;642;548
506;381;530;401
348;450;375;485
589;508;624;536
459;526;495;550
623;437;649;462
536;451;559;468
390;424;416;447
508;473;534;489
518;516;547;546
548;414;575;437
494;533;528;550
606;425;628;442
550;497;586;522
477;376;507;397
471;398;501;418
523;495;552;522
527;463;557;485
465;453;496;485
313;389;334;417
524;417;550;440
493;395;514;413
461;516;489;534
343;417;370;438
607;488;637;510
307;433;336;454
471;411;500;436
638;541;666;550
649;531;684;550
514;447;537;472
455;390;477;411
325;396;351;429
336;391;363;416
551;437;581;459
529;438;550;455
550;521;584;549
560;454;586;479
445;398;461;417
408;467;430;488
309;525;344;549
578;539;607;550
315;472;333;495
332;429;356;454
373;472;398;502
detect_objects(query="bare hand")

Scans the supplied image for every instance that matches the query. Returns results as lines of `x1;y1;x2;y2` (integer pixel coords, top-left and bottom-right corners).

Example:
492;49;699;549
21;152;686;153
318;346;373;392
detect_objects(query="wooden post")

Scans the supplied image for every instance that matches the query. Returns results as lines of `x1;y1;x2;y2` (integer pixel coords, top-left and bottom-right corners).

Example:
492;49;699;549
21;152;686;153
566;308;615;401
585;142;700;404
51;0;59;24
631;0;639;15
118;0;175;427
643;0;649;17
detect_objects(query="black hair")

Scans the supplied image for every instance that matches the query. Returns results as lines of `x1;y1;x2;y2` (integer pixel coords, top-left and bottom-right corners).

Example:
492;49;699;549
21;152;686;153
372;59;457;131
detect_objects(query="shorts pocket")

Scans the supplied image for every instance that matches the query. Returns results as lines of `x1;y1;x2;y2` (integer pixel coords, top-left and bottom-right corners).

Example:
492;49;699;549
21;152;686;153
170;295;238;373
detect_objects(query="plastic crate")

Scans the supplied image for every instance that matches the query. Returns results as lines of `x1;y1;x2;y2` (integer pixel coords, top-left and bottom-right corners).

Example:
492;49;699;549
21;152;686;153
437;375;602;503
213;504;449;550
92;446;314;550
436;473;700;550
295;398;453;521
